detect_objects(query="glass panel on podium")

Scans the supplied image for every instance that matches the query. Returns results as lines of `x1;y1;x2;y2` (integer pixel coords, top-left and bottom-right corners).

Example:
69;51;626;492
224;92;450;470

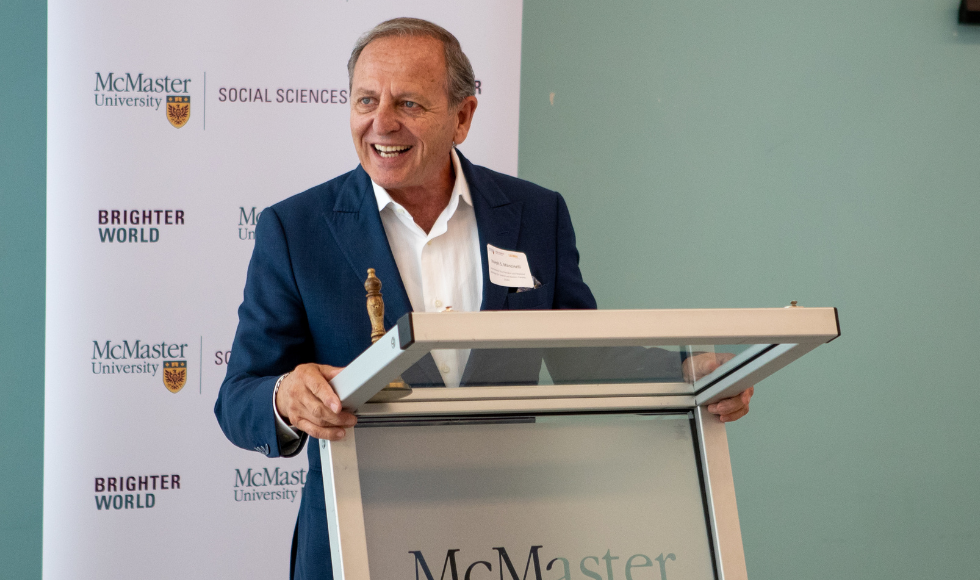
356;412;715;579
398;344;763;388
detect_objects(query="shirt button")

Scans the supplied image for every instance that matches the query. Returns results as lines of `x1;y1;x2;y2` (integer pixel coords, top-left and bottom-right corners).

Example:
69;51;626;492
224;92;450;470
440;364;451;374
434;299;443;308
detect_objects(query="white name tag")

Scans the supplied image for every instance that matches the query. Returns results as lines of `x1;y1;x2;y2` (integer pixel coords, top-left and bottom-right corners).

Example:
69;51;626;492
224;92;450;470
487;244;534;287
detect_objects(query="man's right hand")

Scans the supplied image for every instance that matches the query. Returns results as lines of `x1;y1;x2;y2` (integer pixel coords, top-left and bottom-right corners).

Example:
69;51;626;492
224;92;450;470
275;363;357;441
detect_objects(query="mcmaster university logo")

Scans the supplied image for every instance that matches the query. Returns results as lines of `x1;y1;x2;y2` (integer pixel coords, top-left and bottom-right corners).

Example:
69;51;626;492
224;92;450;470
91;339;190;393
94;72;193;128
162;360;187;393
167;95;190;128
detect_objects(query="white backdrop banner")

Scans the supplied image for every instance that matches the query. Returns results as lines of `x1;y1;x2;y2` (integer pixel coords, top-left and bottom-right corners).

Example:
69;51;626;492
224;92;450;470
43;1;523;577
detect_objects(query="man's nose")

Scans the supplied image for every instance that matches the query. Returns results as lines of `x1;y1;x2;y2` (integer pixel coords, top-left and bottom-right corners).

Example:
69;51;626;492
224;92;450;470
373;103;400;134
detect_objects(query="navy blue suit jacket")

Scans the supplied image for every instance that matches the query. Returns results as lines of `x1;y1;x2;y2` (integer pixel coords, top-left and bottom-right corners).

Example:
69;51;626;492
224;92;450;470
215;151;597;579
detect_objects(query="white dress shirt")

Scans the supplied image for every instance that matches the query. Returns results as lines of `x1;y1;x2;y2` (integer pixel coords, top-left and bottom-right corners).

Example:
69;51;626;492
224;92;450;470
374;149;483;388
274;149;482;450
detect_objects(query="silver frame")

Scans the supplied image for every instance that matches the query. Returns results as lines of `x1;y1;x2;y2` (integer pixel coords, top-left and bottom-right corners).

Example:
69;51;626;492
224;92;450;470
321;307;839;580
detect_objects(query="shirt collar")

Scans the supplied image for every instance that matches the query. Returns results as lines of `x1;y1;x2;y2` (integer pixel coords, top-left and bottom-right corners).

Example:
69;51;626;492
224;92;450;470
372;148;472;213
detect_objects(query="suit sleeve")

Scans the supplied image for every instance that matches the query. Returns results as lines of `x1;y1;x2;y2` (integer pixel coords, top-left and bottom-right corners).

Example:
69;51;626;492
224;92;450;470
552;193;598;310
214;207;312;458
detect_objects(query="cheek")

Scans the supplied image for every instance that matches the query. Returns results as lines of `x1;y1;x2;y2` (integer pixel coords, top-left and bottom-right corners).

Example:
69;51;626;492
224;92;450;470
424;122;457;147
350;113;373;136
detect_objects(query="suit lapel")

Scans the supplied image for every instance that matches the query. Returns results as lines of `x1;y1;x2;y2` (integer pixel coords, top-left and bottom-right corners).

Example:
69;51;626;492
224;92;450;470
321;166;412;329
458;150;524;312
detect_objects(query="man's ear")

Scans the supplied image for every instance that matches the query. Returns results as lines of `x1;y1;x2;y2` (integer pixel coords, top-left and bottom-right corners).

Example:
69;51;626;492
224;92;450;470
452;96;479;145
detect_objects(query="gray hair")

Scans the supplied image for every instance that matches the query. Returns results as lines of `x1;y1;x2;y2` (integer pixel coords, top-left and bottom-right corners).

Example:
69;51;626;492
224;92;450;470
347;17;476;107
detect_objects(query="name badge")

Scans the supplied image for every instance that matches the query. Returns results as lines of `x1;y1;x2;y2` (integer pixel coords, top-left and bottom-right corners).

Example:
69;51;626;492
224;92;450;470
487;244;534;287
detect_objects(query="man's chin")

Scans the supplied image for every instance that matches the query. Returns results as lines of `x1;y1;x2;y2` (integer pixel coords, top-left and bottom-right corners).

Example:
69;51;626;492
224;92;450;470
361;152;405;177
362;166;411;191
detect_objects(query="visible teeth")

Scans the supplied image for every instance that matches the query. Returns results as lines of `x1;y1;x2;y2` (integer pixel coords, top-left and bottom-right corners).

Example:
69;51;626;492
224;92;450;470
374;144;410;158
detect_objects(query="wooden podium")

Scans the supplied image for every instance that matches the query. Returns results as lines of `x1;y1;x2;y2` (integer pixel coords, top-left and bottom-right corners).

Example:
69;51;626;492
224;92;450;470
319;308;840;580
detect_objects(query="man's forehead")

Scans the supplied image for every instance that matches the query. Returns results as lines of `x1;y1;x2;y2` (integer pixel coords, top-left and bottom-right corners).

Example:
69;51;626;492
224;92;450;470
354;36;446;78
362;33;443;54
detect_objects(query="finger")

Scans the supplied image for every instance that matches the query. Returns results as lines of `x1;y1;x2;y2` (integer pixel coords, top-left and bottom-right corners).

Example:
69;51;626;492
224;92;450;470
696;354;721;375
715;352;736;365
317;364;344;382
706;385;755;413
706;397;738;415
717;389;753;422
277;375;355;429
719;404;749;422
682;357;695;382
684;353;720;382
706;394;746;415
297;388;357;428
294;418;349;441
279;364;355;429
304;370;344;415
700;353;736;375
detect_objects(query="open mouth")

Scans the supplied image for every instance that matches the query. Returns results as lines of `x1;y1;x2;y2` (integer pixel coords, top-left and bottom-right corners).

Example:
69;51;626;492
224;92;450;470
373;144;412;159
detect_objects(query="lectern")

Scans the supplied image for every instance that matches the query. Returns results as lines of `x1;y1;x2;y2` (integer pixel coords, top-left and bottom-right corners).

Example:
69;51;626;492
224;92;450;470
319;308;839;580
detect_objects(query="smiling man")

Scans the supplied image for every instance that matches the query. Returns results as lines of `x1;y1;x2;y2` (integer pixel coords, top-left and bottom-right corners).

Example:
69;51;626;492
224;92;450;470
215;17;753;580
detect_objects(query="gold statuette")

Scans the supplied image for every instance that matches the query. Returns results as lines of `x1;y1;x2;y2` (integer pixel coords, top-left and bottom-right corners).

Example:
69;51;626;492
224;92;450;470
365;268;386;343
364;268;411;401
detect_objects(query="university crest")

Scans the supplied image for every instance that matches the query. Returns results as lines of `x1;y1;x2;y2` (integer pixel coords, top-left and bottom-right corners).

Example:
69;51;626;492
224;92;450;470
163;360;187;393
166;96;190;128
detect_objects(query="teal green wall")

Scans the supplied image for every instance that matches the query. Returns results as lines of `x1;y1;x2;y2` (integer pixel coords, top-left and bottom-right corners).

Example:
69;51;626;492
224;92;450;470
0;0;46;577
519;1;980;578
4;0;979;577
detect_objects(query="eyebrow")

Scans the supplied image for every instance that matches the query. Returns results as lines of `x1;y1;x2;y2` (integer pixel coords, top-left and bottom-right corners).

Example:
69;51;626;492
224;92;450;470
351;86;430;103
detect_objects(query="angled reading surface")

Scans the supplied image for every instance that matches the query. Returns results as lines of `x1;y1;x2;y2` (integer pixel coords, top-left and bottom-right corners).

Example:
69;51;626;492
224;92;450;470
329;307;839;411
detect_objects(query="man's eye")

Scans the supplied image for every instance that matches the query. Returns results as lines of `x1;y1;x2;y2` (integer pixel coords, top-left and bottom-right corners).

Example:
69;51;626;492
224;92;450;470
403;101;417;108
359;97;373;105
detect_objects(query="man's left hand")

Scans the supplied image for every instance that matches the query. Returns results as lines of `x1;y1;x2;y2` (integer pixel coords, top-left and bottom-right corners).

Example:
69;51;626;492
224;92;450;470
706;386;754;422
683;352;755;423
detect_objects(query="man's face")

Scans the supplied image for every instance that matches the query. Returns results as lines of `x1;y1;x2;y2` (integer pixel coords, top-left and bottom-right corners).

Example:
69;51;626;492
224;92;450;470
350;35;476;194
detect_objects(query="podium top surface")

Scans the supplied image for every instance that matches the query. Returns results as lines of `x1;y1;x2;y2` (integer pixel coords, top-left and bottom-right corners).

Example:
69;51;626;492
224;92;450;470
332;307;839;413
